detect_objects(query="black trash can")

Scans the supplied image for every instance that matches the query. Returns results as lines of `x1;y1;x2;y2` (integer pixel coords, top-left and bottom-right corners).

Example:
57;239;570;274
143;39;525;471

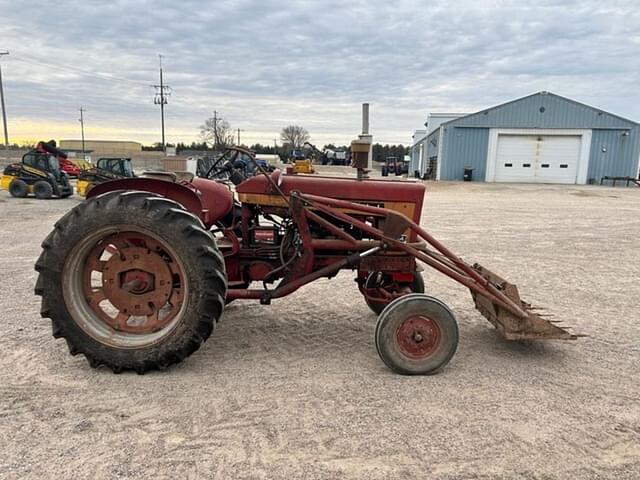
463;166;473;182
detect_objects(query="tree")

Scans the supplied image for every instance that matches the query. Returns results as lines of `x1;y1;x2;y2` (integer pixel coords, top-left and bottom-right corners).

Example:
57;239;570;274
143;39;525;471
249;143;278;154
143;142;174;151
280;125;310;149
200;115;235;149
372;143;409;162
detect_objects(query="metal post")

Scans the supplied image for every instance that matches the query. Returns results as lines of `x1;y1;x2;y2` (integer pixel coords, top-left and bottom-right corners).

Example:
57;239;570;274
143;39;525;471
0;51;10;156
159;64;165;152
358;103;373;170
213;110;218;149
153;54;170;154
79;108;86;157
362;103;369;135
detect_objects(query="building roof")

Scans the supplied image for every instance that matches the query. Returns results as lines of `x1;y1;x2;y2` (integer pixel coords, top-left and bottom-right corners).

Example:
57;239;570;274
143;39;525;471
428;112;469;118
439;91;639;129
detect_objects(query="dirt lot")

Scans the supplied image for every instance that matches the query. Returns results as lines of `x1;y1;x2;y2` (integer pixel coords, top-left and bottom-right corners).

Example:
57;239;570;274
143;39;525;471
1;181;639;479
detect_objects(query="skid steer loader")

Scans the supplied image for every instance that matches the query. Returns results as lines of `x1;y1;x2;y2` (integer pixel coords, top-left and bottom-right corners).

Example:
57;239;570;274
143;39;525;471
76;157;135;197
2;148;73;199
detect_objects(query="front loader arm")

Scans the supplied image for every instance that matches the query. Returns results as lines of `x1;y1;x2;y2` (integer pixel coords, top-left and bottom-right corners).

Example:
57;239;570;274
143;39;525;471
297;192;579;341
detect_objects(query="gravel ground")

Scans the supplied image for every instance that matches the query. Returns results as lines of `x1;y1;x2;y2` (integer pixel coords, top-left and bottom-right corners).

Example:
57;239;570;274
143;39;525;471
0;180;639;479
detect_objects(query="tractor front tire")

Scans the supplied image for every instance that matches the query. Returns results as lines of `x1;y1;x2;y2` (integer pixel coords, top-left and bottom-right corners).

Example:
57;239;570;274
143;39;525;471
9;179;28;198
34;181;53;199
375;294;458;375
35;191;227;373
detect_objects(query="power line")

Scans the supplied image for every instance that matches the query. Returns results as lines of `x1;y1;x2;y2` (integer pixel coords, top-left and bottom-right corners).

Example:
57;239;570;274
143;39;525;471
9;53;150;87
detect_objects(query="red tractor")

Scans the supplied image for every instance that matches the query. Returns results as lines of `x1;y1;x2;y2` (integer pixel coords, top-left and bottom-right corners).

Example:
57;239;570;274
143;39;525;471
35;147;578;375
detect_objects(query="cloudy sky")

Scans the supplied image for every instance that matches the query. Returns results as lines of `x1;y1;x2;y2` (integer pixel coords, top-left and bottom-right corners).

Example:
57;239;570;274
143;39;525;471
1;0;639;146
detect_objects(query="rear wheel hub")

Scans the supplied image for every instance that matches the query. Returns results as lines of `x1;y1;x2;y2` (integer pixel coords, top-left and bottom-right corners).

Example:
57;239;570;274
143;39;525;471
100;246;171;318
81;232;185;337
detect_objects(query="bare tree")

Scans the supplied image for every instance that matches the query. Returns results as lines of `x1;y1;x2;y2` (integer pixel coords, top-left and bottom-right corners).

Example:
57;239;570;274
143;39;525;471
280;125;310;149
200;115;235;149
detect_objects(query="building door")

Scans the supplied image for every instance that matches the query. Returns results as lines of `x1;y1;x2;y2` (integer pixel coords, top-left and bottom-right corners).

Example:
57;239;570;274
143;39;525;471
494;134;582;183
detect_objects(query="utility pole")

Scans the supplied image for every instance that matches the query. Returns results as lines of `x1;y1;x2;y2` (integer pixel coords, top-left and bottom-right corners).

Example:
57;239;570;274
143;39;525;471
273;138;277;155
79;108;86;158
0;51;9;156
237;128;244;146
212;110;218;149
153;54;170;153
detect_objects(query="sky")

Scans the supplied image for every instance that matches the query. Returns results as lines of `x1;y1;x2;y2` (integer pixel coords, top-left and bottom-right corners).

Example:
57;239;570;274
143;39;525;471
0;0;639;147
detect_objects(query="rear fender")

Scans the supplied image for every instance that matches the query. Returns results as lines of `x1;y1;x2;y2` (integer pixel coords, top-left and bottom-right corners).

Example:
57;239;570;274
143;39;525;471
87;178;213;226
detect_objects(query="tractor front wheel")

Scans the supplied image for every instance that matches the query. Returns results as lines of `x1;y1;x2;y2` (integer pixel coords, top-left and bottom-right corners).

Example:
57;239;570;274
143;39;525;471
35;191;227;373
375;294;458;375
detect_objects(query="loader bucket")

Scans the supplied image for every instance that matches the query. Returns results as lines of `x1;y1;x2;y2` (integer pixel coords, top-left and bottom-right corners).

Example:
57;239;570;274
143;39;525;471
471;264;578;340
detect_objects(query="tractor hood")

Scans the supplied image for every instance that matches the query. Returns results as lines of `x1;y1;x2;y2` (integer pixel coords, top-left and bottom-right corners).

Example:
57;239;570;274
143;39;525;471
237;170;426;224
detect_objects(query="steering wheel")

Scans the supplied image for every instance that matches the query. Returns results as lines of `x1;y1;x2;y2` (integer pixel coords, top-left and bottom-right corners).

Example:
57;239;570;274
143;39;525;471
204;148;236;179
205;146;259;180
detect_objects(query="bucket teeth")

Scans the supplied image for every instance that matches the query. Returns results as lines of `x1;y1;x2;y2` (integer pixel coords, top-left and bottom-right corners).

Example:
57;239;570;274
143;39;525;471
471;263;582;341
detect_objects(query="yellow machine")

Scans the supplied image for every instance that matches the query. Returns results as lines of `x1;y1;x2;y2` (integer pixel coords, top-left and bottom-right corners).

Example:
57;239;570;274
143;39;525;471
76;157;135;197
292;159;314;174
76;178;91;197
73;158;93;171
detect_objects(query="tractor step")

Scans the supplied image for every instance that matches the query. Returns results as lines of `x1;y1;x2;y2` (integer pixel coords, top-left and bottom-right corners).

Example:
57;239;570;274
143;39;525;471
471;264;580;341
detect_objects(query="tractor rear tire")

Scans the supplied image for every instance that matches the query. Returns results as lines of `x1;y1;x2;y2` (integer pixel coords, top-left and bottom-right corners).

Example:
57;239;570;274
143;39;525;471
34;181;53;199
35;190;227;373
375;294;458;375
9;179;28;198
364;271;424;315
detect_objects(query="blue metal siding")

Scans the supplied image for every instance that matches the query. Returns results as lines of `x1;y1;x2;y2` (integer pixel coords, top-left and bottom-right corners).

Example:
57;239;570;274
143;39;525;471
588;129;640;181
426;129;439;159
409;145;420;174
440;127;489;181
439;92;640;182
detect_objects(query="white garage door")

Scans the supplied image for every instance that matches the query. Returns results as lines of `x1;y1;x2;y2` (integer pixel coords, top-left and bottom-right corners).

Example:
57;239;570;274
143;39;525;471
494;135;581;184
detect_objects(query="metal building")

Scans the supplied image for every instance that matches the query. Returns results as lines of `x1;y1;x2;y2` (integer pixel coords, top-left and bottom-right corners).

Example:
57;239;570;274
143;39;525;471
409;113;466;178
412;92;640;184
59;140;143;158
